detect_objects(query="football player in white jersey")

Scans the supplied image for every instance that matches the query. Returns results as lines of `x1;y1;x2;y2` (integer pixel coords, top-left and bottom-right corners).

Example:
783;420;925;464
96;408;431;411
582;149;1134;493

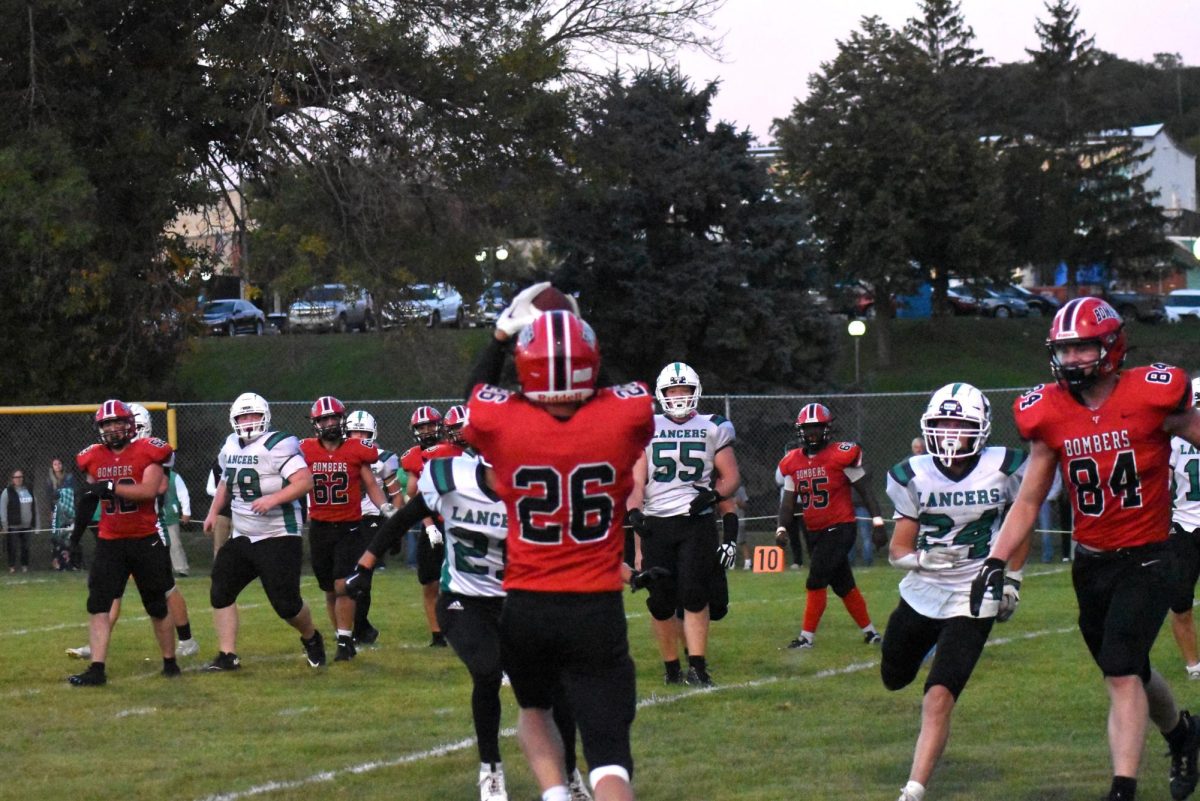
202;392;327;671
345;452;594;801
626;362;740;687
345;409;399;645
881;383;1029;801
1169;377;1200;679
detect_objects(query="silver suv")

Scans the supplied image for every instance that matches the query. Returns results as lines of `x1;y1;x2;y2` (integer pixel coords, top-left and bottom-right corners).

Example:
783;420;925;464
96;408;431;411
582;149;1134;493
287;284;375;333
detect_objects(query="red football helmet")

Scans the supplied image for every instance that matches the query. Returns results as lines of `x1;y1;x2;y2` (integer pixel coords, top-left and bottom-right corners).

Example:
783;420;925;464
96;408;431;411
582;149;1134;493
514;310;599;404
309;395;347;440
795;402;833;451
444;404;469;447
1046;297;1126;390
94;400;136;447
410;406;443;447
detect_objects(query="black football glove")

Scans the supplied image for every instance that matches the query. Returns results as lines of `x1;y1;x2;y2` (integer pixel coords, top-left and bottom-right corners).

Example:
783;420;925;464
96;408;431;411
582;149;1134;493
344;564;374;600
626;509;649;537
969;557;1006;617
629;566;671;592
688;486;721;516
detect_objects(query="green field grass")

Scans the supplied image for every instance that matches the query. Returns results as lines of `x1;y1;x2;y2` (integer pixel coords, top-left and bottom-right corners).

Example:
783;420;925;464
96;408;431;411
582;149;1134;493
4;548;1196;801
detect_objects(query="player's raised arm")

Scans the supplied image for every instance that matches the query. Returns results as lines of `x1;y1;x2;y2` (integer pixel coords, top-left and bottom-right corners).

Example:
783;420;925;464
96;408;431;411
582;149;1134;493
986;440;1057;564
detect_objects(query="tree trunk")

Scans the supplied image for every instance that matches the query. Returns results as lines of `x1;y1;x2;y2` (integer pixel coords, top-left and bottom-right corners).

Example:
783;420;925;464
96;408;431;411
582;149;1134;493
874;312;891;371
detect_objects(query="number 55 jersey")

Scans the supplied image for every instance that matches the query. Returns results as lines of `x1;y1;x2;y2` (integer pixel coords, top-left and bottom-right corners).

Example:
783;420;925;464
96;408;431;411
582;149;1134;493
218;430;307;540
886;447;1027;618
1015;365;1193;551
643;412;735;517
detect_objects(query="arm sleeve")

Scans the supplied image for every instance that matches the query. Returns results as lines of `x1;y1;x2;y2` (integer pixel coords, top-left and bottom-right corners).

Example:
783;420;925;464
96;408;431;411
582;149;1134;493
365;494;434;558
207;464;219;497
463;337;512;399
175;472;191;516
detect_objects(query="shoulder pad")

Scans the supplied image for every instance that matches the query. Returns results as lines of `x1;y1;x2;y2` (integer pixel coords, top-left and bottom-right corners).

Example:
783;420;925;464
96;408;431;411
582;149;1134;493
1001;447;1028;476
888;458;916;487
709;414;730;426
264;431;291;450
426;458;457;494
379;450;395;462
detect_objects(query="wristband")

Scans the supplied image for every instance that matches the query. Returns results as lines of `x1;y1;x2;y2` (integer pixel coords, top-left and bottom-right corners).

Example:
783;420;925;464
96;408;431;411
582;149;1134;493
775;526;789;537
872;516;885;527
888;552;920;570
1005;568;1023;587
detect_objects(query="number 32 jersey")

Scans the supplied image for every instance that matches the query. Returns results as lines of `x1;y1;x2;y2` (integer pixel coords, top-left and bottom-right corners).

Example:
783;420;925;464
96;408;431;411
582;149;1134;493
219;431;307;540
465;382;654;593
886;447;1027;618
643;413;735;517
1015;364;1193;550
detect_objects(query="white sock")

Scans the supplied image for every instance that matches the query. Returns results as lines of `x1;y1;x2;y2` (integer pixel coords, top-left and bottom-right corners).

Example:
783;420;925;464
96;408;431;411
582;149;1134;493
479;762;502;776
902;780;926;800
337;629;353;640
541;786;569;801
1188;662;1200;673
801;630;815;640
863;624;878;635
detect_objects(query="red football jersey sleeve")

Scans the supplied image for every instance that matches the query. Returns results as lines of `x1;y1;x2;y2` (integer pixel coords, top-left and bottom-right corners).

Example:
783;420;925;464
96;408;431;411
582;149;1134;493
1014;365;1190;549
78;438;174;539
301;438;378;522
400;445;424;476
779;442;862;530
466;382;654;593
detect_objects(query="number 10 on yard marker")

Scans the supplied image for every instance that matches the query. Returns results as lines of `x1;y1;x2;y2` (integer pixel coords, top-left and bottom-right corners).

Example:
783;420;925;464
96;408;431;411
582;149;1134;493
753;546;786;573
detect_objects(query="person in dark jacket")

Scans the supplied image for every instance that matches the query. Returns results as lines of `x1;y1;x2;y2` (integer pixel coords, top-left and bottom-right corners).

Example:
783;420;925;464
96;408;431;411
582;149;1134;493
1;469;36;573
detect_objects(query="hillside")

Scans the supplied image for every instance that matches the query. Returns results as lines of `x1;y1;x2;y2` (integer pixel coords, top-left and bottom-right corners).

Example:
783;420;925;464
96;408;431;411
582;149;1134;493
169;318;1200;402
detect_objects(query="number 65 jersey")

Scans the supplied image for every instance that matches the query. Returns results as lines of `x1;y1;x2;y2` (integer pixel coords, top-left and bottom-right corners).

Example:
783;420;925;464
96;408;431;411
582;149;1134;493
886;447;1027;618
218;430;307;540
1015;364;1193;551
465;382;654;594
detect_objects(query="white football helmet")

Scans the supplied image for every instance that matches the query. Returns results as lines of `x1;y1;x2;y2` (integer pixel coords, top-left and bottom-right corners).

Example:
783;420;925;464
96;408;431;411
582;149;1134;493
345;410;378;441
229;392;271;441
655;362;702;419
920;383;991;465
128;403;152;440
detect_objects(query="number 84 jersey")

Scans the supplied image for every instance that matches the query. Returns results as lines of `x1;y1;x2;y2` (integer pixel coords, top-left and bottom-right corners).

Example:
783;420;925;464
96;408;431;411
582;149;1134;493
643;413;735;517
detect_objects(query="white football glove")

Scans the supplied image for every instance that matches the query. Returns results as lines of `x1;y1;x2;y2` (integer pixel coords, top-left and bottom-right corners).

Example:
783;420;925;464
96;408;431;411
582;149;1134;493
425;524;443;547
717;542;737;570
379;502;397;519
997;577;1021;622
495;281;551;337
917;548;960;572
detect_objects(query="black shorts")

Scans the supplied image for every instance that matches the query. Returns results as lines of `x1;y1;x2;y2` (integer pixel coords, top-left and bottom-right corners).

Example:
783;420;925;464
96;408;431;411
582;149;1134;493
641;514;718;619
309;520;368;592
1170;523;1200;614
880;598;994;700
1073;541;1174;680
210;535;305;620
805;522;858;595
500;590;635;775
87;534;173;617
417;524;445;585
438;592;504;680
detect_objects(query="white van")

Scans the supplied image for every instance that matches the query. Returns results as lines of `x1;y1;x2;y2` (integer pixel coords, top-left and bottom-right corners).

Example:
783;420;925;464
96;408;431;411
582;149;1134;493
1164;289;1200;323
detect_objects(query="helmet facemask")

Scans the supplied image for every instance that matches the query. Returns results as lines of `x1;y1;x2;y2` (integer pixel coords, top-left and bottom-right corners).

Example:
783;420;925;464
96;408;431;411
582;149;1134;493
1048;338;1112;392
798;423;830;453
920;383;991;467
97;418;135;448
230;393;272;442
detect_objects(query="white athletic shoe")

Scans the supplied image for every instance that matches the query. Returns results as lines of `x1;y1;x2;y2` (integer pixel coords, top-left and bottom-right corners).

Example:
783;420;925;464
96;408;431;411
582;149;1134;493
478;767;508;801
1187;663;1200;680
178;638;200;657
897;781;926;801
568;768;593;801
66;645;91;659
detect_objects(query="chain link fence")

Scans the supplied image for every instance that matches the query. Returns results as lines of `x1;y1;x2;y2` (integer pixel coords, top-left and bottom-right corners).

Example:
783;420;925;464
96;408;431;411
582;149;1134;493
0;389;1035;573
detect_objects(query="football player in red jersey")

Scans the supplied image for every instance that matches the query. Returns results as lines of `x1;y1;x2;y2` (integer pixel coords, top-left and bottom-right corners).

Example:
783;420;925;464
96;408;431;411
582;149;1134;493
971;297;1200;801
776;403;887;650
464;289;653;801
401;405;463;647
68;400;179;686
299;396;391;662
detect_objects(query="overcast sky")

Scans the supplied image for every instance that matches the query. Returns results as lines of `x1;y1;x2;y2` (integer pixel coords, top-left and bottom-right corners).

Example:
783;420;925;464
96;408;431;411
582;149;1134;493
673;0;1200;144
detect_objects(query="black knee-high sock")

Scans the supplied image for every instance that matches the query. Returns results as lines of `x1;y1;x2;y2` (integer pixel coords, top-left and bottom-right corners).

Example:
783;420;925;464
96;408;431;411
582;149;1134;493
472;673;503;764
354;590;372;630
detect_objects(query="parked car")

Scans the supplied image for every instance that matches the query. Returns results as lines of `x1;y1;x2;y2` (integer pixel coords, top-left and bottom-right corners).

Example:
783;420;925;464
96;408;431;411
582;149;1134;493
202;299;266;336
287;284;374;333
380;283;465;328
944;286;982;315
830;281;875;318
1164;289;1200;323
1101;289;1166;324
474;281;515;327
989;283;1060;316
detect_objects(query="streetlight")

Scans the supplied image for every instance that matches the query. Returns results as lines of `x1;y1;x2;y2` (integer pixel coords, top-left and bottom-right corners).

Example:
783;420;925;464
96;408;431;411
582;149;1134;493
848;319;866;387
475;245;509;280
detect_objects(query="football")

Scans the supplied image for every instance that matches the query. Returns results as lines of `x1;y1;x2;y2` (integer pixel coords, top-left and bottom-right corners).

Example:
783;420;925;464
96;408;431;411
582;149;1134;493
531;285;577;313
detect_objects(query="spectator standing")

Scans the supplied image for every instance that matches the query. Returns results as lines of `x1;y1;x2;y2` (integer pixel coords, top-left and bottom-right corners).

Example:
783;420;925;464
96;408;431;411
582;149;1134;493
48;459;77;570
205;459;233;556
1;469;35;573
162;469;192;577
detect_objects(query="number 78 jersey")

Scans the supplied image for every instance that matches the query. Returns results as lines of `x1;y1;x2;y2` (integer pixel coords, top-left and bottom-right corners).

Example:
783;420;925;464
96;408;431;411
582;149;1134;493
643;413;735;517
218;431;307;540
1015;364;1193;550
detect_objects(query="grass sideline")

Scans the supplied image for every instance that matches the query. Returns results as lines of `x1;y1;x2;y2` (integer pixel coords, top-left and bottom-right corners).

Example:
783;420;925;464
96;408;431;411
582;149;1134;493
4;557;1197;800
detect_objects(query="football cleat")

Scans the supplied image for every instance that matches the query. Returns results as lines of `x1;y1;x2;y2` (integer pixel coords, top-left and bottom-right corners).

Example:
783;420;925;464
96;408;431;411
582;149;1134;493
67;665;107;687
787;635;814;649
303;631;326;667
664;668;683;686
1170;710;1200;800
865;631;883;645
429;632;449;648
162;661;182;678
567;768;593;801
177;637;200;657
478;766;508;801
334;635;357;662
1187;663;1200;681
65;644;92;660
206;652;241;672
685;667;714;687
354;625;379;646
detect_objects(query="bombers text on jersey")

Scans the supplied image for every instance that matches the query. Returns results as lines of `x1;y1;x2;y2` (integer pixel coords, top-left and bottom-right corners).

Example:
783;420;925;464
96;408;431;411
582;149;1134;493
779;441;865;531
